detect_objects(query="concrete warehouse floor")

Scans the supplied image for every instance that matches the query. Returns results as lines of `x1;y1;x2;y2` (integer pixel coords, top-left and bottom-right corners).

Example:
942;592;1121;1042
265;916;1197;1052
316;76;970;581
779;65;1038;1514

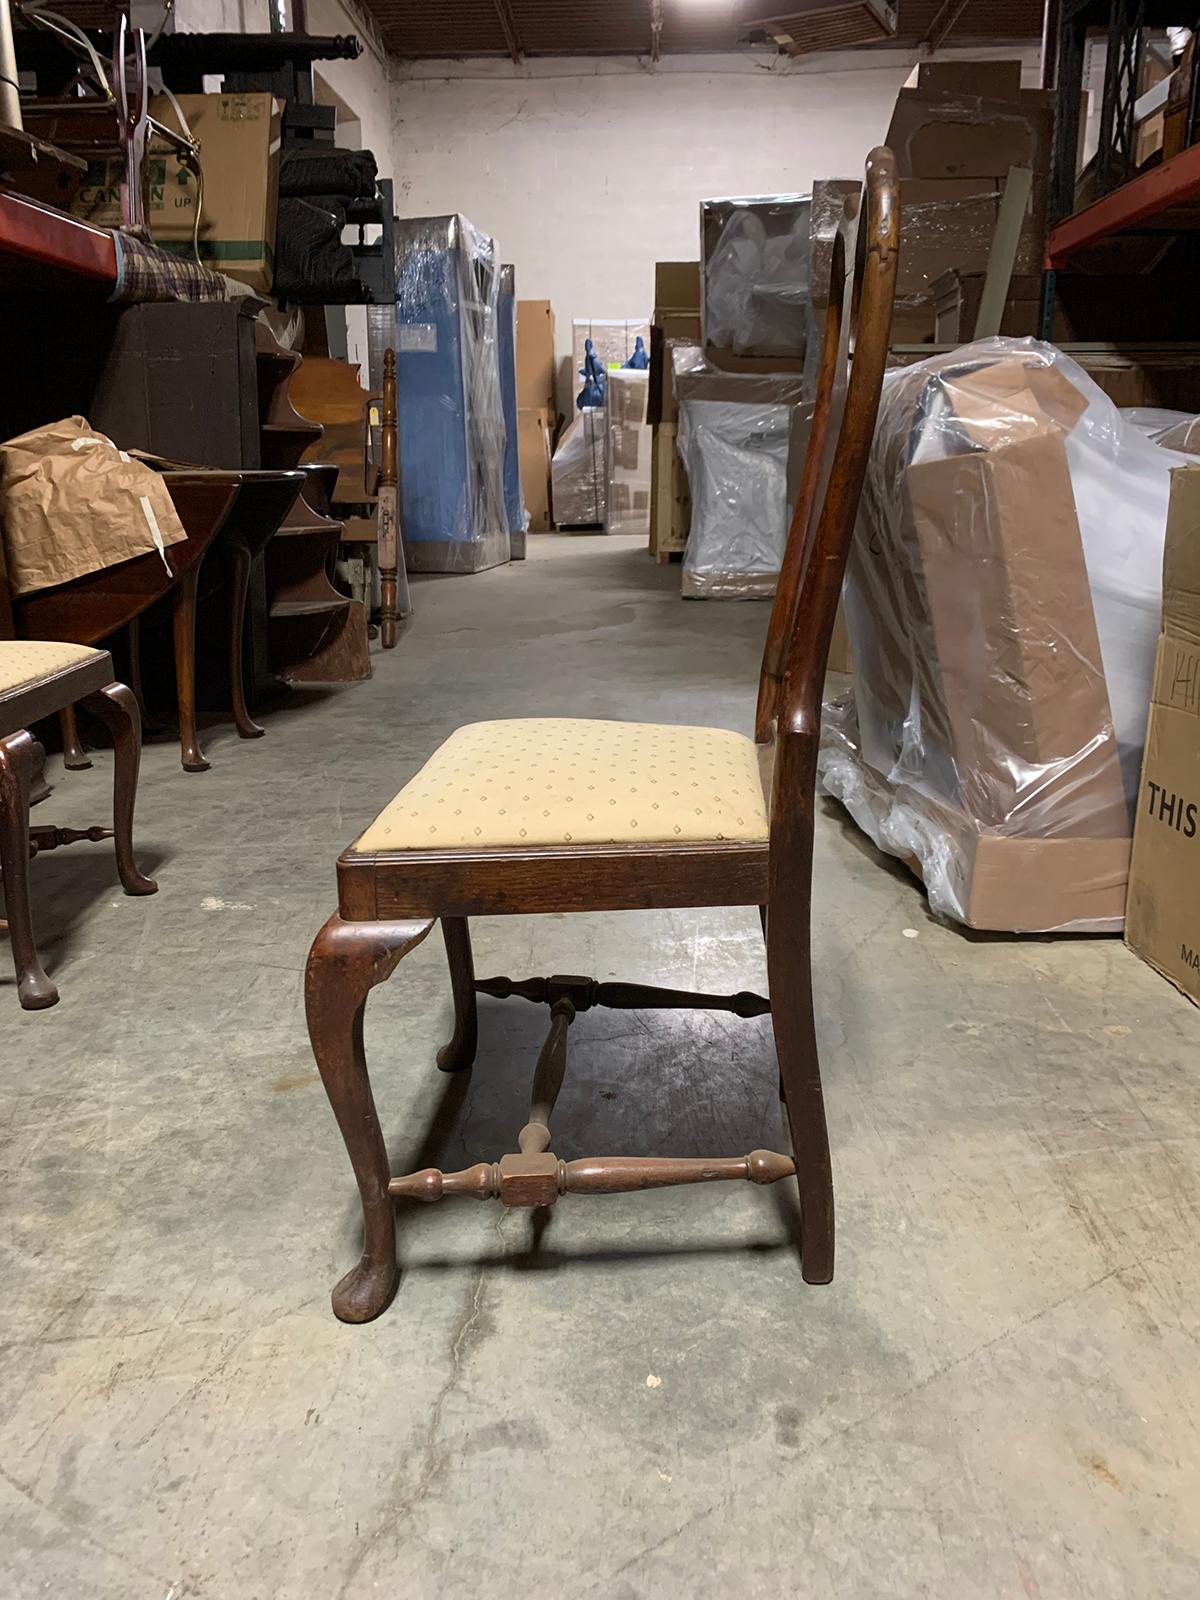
2;533;1199;1599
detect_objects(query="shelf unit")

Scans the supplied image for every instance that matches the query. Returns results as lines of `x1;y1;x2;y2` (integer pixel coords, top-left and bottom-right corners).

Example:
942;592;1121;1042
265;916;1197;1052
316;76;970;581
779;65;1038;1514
1047;142;1200;266
0;191;116;293
255;326;371;684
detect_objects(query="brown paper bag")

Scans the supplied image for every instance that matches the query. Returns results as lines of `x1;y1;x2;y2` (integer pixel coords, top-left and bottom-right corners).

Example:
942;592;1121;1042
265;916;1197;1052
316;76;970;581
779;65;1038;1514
0;416;188;597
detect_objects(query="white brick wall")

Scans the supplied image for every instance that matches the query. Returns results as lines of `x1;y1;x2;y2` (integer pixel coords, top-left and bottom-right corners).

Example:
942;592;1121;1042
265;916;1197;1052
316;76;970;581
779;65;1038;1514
390;47;1043;411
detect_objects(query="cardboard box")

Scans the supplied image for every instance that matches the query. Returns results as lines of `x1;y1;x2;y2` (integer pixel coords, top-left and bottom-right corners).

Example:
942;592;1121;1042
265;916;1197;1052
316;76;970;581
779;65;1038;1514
517;406;554;532
648;316;703;427
649;423;692;559
1126;463;1200;1003
916;59;1024;98
931;270;1043;342
654;262;701;315
517;300;556;413
836;353;1134;930
72;92;281;292
898;174;1046;307
886;85;1054;181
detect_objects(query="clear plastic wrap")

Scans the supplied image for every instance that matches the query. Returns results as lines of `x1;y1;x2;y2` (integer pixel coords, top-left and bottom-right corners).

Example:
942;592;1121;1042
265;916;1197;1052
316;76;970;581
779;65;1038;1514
819;337;1186;933
571;319;651;384
673;348;806;599
700;194;812;359
551;410;605;527
497;262;529;548
604;369;652;536
390;214;510;573
1121;407;1200;453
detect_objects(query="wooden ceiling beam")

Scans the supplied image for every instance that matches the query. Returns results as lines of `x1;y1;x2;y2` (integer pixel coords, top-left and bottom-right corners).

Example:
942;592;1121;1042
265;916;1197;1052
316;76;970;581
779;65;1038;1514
492;0;525;62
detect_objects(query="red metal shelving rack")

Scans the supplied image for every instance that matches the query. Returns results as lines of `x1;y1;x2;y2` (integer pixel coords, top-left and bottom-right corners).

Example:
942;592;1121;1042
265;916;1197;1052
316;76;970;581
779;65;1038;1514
1047;142;1200;267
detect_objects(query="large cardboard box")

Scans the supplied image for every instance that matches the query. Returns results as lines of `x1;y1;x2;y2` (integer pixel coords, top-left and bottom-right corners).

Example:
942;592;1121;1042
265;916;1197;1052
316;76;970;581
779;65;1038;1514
517;406;554;532
916;59;1024;97
885;72;1051;316
898;175;1046;307
72;92;282;292
654;262;701;315
649;423;691;560
886;84;1053;181
836;354;1134;930
1126;464;1200;1003
517;300;556;413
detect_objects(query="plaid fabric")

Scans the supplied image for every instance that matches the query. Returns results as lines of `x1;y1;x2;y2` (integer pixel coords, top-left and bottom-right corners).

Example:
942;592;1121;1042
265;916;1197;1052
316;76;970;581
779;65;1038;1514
108;232;229;304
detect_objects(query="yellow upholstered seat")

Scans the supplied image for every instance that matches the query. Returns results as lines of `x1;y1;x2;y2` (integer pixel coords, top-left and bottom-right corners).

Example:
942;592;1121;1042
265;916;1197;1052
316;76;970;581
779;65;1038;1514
0;640;106;696
352;717;770;854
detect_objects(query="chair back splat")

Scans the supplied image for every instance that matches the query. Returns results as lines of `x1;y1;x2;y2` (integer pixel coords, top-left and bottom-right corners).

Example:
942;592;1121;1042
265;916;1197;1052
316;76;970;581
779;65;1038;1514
756;146;899;750
303;147;900;1323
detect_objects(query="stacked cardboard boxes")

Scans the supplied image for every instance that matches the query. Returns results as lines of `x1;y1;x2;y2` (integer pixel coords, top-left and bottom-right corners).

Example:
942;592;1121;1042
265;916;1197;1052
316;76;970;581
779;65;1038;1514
885;60;1053;343
71;92;283;293
1126;463;1200;1005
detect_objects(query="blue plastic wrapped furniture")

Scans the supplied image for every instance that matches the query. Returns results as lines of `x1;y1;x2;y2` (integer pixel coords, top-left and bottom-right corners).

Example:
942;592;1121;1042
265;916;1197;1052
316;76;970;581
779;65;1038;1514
390;214;510;574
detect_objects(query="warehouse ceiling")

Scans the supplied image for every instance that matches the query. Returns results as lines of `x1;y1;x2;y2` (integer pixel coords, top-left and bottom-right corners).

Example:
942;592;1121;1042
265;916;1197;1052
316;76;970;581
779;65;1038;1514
367;0;1046;60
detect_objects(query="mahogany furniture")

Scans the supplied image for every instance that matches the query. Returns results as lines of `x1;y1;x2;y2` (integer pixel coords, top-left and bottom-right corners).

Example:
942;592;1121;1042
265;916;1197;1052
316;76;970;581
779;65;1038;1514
256;326;371;684
8;477;237;773
304;149;900;1323
0;641;154;1010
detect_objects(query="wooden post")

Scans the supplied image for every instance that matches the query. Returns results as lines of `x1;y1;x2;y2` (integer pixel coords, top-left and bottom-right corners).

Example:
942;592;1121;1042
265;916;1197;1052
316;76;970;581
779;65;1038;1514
377;348;400;649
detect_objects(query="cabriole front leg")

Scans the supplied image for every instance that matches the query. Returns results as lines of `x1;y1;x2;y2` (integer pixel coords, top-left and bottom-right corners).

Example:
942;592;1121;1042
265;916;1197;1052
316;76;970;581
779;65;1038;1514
305;914;435;1322
0;730;58;1010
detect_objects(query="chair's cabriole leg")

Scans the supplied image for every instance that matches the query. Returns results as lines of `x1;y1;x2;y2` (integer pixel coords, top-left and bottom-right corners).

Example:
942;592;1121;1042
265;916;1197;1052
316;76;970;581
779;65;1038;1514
227;536;266;740
305;913;434;1322
172;564;210;773
767;736;835;1284
80;683;157;896
437;917;477;1073
0;730;58;1010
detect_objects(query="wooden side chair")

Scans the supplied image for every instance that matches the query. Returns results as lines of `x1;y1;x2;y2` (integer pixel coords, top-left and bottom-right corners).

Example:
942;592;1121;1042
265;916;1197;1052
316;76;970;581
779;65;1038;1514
0;642;155;1010
304;148;900;1323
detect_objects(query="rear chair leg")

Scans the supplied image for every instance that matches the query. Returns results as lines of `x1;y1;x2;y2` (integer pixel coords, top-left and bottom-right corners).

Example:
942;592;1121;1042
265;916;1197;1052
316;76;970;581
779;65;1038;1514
305;914;435;1322
437;917;477;1073
766;809;834;1283
0;730;58;1010
59;705;92;771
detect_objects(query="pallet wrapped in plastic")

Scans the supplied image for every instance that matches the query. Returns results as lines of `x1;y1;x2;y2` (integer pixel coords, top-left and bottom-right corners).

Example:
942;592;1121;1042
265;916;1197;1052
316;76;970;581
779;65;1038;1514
387;213;510;573
604;369;652;536
551;410;606;528
818;338;1186;932
673;348;806;599
700;194;812;360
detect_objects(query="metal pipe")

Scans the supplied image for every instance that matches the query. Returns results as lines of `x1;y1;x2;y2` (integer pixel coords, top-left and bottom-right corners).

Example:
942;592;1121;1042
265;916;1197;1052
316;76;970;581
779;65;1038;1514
1041;0;1062;88
1;0;24;130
